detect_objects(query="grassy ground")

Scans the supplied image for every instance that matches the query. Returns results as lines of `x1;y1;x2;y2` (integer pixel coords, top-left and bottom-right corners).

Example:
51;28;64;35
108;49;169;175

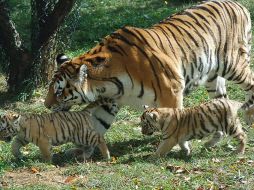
1;0;254;189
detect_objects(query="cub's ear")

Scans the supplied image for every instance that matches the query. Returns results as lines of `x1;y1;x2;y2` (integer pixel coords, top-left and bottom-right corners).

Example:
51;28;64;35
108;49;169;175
148;112;158;121
143;105;149;110
12;114;20;121
79;64;88;84
56;53;70;66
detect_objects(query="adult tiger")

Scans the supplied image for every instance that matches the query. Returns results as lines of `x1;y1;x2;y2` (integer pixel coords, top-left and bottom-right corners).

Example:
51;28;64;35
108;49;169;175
45;1;253;115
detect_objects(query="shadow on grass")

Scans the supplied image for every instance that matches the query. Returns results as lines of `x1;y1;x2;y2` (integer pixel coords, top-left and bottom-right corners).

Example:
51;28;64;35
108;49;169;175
0;139;242;170
107;138;241;165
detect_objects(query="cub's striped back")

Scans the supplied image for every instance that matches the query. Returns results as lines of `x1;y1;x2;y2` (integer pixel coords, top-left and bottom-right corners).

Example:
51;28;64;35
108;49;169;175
0;98;119;162
140;99;248;157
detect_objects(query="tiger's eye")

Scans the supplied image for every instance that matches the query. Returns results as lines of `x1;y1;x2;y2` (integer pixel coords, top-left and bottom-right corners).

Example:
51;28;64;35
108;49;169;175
96;57;106;63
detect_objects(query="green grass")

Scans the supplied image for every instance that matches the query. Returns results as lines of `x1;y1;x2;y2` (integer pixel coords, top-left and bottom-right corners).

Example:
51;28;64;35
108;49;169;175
1;0;254;189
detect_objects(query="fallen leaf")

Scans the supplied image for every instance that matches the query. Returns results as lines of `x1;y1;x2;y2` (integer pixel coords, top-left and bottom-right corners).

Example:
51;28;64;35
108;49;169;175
64;176;77;184
23;151;30;155
219;184;229;190
166;164;189;174
236;157;246;163
108;156;117;164
175;168;186;174
240;180;248;184
212;158;220;163
192;167;205;174
227;144;236;151
30;167;39;174
183;176;190;181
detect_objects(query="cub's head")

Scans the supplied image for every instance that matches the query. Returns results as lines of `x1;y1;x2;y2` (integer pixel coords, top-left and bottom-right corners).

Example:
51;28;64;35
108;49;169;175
140;106;161;136
44;33;137;111
0;112;20;142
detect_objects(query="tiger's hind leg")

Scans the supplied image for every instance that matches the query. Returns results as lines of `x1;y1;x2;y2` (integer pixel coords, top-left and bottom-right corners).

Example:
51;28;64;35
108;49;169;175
230;119;247;154
204;131;224;148
221;33;253;111
205;75;227;99
222;57;254;123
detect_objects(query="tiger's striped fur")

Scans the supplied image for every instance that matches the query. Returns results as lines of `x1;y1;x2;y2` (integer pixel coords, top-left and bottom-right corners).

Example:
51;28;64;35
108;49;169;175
45;0;253;118
140;99;248;157
0;98;119;162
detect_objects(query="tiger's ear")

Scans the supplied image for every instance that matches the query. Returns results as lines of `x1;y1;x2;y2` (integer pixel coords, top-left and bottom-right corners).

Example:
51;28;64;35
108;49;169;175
143;105;149;110
12;114;21;128
148;112;158;121
56;53;70;66
79;64;88;84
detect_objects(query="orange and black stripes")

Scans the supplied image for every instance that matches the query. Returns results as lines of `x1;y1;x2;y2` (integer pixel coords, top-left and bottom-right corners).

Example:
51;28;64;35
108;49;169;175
45;0;253;116
0;98;119;161
141;99;248;155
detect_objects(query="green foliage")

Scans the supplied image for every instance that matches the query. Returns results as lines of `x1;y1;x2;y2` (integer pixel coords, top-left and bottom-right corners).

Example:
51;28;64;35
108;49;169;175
59;0;192;53
8;0;31;49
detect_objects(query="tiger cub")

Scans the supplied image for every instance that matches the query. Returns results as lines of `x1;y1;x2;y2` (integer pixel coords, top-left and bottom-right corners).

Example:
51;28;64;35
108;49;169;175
0;98;119;162
140;99;249;157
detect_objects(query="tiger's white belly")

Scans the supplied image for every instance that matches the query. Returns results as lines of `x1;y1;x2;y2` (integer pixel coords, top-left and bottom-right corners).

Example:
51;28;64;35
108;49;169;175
117;76;158;110
182;51;219;94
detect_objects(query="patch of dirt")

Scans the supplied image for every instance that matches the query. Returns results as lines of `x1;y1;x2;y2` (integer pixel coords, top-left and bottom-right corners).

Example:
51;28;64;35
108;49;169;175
0;167;69;189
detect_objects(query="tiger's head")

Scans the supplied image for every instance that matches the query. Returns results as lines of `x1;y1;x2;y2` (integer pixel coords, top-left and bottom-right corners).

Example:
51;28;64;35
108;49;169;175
0;112;20;142
44;35;133;111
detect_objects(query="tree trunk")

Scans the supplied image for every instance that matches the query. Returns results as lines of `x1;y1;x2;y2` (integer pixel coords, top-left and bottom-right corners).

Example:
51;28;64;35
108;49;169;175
0;0;32;92
31;0;57;83
0;0;75;92
32;34;58;83
31;0;75;83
